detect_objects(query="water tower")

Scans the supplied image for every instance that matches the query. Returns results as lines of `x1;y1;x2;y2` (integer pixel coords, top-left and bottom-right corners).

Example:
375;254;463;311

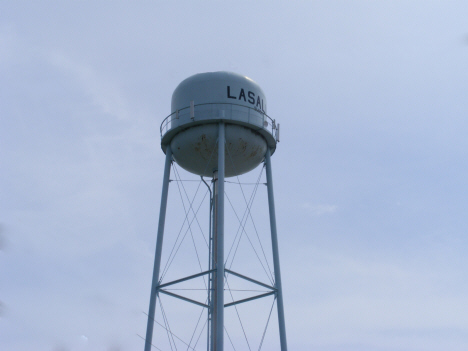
144;72;287;350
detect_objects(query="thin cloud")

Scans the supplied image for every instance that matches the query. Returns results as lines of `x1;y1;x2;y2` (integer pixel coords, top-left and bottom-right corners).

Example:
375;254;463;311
301;203;338;216
47;50;130;121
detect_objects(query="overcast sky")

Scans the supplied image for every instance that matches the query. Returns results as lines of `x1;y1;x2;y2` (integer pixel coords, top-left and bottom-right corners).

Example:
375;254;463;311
2;1;468;350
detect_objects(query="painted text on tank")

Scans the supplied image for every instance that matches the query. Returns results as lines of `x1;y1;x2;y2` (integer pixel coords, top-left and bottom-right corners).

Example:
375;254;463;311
227;86;265;112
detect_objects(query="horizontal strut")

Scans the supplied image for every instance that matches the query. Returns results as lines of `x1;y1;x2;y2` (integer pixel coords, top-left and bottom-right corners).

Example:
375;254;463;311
224;291;276;308
157;269;215;289
159;289;209;308
225;269;276;291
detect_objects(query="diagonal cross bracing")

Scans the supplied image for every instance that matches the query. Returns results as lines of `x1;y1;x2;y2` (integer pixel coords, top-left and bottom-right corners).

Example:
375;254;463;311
159;173;210;283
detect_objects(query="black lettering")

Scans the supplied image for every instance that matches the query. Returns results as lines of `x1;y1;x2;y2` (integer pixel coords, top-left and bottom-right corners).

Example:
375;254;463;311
227;86;236;99
238;88;246;101
262;99;264;112
248;91;255;104
256;96;261;108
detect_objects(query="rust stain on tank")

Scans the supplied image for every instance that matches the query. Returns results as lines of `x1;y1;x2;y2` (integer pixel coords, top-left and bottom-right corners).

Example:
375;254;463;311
238;138;247;153
249;144;261;158
194;133;216;162
194;134;207;153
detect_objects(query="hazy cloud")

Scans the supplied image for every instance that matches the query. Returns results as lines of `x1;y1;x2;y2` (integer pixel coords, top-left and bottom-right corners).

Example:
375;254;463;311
47;51;131;121
301;203;338;216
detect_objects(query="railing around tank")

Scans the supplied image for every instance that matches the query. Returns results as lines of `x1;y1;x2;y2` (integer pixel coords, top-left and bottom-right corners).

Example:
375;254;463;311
160;102;280;143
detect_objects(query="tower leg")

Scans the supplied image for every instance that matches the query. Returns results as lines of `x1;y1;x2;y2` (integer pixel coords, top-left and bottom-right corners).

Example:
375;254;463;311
144;146;173;351
265;148;288;351
207;177;214;351
210;171;217;350
214;122;225;350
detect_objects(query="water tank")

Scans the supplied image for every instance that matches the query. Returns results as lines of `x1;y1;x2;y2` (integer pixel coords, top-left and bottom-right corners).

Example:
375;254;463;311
160;71;279;177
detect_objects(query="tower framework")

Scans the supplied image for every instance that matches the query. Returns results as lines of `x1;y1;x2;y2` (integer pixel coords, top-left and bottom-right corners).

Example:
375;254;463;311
144;72;287;351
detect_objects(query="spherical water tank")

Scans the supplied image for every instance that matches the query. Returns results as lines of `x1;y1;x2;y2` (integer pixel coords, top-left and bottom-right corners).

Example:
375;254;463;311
160;72;278;177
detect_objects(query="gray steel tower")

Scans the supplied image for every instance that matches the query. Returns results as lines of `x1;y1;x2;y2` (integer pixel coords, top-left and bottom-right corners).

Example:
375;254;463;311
144;72;287;351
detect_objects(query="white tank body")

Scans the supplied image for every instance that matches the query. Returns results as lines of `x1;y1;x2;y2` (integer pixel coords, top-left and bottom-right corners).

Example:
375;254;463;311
160;72;278;177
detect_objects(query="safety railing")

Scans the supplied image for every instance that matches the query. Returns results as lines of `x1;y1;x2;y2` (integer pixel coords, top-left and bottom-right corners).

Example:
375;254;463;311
160;102;279;142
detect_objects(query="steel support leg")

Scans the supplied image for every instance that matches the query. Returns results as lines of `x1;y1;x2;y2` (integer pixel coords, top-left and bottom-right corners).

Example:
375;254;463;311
206;177;214;351
210;171;218;350
265;148;288;351
215;122;225;350
144;146;173;351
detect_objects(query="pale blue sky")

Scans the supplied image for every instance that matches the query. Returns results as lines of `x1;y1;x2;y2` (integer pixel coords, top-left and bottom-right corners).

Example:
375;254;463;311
1;1;468;350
